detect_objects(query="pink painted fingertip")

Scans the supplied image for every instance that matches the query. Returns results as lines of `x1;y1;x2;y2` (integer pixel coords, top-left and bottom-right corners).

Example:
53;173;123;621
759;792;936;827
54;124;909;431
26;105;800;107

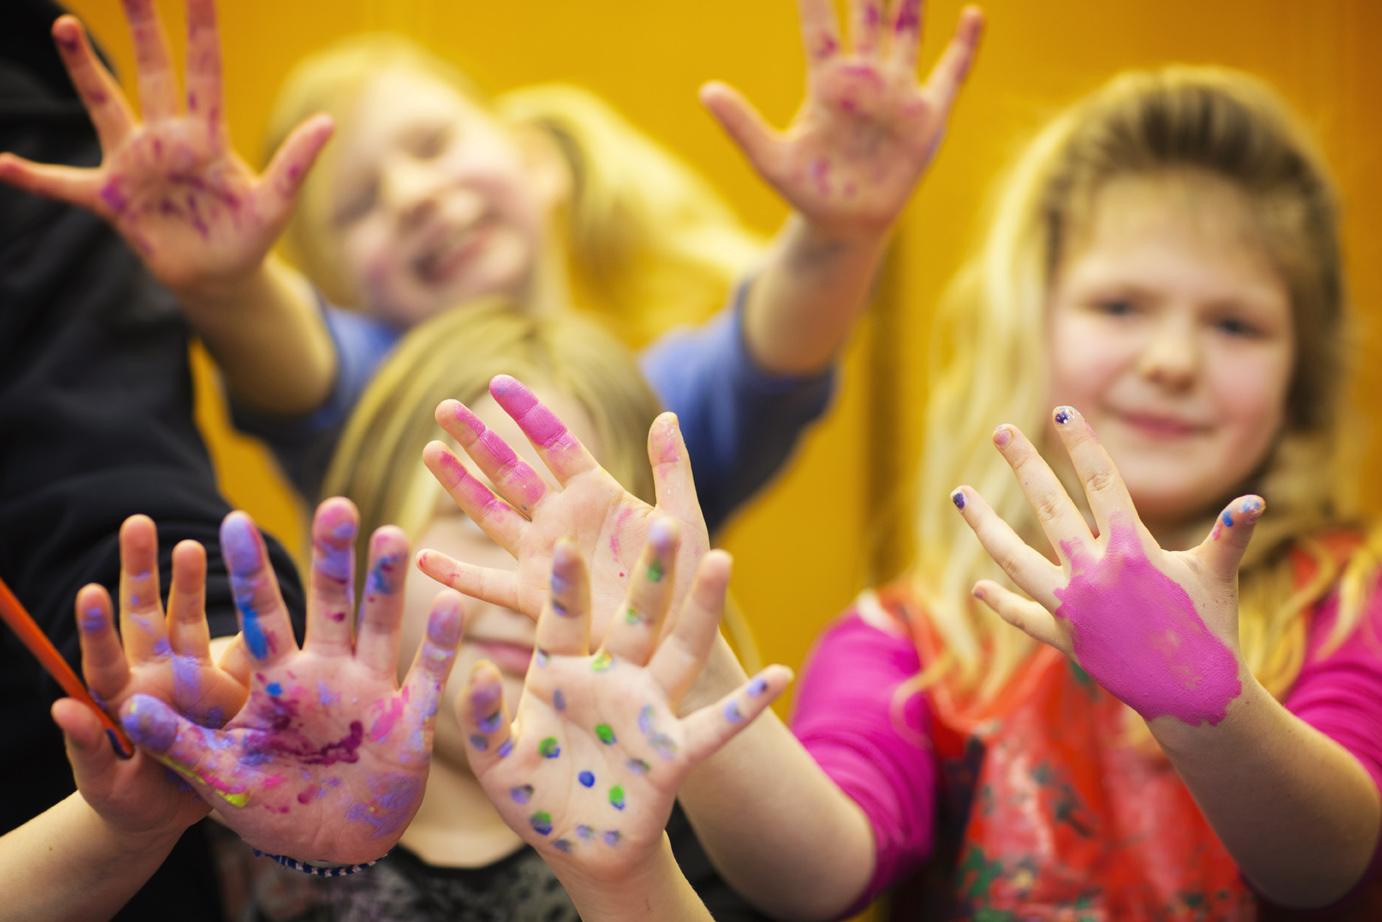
992;425;1013;447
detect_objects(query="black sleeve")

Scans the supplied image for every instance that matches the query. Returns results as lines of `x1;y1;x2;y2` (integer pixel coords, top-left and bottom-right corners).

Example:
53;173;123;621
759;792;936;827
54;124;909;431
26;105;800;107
0;6;304;919
668;801;778;922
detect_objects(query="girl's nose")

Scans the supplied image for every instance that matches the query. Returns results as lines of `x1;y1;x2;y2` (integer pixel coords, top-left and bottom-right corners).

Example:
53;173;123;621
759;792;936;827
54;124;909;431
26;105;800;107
1135;315;1199;391
380;156;443;229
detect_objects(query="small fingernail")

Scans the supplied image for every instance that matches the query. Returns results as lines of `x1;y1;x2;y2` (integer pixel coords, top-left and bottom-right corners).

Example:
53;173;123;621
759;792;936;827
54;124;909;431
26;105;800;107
971;585;985;601
951;489;966;510
993;426;1012;447
220;514;262;578
1054;406;1077;425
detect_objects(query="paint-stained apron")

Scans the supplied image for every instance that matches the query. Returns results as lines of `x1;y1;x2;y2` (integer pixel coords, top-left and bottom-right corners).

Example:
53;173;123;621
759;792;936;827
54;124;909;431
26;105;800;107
873;570;1380;922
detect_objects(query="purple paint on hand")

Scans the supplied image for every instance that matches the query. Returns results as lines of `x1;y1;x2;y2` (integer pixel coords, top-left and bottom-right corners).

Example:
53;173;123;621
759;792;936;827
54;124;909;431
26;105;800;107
79;607;106;634
747;677;768;697
122;695;179;752
1054;518;1242;725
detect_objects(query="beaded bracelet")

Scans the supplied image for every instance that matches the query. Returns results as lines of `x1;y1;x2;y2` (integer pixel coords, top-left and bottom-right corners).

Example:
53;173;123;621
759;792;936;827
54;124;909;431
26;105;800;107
253;849;387;877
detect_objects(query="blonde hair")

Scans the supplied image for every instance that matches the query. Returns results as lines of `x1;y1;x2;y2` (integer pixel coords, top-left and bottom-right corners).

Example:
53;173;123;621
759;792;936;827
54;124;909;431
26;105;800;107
265;35;763;346
914;66;1376;712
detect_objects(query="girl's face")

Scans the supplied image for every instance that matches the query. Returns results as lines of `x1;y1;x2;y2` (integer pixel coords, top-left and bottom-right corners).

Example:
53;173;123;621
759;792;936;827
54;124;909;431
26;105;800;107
398;388;605;775
1046;175;1295;541
329;68;559;327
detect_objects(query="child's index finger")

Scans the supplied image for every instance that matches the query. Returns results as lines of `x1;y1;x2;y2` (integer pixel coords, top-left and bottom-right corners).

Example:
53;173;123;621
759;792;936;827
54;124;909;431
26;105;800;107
488;376;598;484
183;0;224;135
51;16;136;152
304;497;357;654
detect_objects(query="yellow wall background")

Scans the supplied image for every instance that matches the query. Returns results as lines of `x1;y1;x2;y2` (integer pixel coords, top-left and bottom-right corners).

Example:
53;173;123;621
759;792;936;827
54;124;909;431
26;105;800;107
64;1;1382;914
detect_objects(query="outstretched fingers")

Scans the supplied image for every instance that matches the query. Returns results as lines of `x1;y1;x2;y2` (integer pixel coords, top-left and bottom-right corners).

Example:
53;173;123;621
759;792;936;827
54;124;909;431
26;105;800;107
220;512;298;666
397;592;465;762
797;0;843;67
535;538;592;658
602;519;681;667
182;0;223;128
648;551;732;705
423;441;528;552
118;515;169;662
51;16;136;150
458;660;515;767
355;527;410;676
920;6;984;113
885;0;924;70
647;413;706;540
989;424;1093;568
849;0;885;57
488;376;599;484
75;584;129;709
1199;495;1266;584
1048;407;1138;541
680;666;793;764
260;114;334;221
0;157;101;210
304;498;358;654
415;547;524;615
122;0;180;122
950;484;1063;609
435;399;552;515
971;579;1067;653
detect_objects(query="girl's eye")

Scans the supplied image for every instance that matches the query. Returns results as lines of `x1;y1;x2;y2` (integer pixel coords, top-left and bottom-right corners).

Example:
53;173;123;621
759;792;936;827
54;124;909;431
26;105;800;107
1096;298;1137;317
411;126;452;160
334;181;378;227
1213;316;1262;338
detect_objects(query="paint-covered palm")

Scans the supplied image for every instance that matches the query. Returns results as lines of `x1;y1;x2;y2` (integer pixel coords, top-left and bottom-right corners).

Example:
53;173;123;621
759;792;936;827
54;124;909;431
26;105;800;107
950;406;1255;728
461;526;790;882
700;0;983;236
418;375;711;644
119;499;465;866
0;1;330;296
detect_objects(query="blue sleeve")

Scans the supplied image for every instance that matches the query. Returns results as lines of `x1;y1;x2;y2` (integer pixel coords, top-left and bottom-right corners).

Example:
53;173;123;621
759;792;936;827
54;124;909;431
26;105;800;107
230;301;402;500
639;283;835;535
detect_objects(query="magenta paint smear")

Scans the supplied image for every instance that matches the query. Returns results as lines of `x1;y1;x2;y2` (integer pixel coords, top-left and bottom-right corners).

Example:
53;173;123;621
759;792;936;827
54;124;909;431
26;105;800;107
488;376;578;455
454;403;546;509
432;450;510;518
893;0;921;32
370;697;404;744
1054;517;1241;726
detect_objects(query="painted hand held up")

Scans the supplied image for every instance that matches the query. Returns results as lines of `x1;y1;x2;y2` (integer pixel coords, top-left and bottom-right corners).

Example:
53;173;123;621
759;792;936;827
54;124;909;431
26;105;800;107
119;500;464;865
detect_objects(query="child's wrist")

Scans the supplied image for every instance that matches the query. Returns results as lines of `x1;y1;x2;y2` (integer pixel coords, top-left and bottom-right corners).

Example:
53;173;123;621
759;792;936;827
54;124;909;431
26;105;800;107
1148;665;1267;757
552;832;686;913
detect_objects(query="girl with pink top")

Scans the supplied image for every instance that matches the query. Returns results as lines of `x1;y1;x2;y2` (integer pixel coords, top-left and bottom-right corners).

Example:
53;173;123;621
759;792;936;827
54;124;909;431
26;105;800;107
421;59;1382;922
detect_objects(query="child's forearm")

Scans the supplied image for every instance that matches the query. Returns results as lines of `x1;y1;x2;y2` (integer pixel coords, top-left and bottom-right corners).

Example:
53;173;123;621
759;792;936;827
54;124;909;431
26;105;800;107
0;792;182;922
177;255;337;415
1153;673;1381;908
743;216;889;377
554;835;714;922
675;637;877;921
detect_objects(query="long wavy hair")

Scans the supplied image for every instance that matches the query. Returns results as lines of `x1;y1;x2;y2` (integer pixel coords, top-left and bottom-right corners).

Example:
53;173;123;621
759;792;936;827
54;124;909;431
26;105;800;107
912;66;1376;715
264;35;763;347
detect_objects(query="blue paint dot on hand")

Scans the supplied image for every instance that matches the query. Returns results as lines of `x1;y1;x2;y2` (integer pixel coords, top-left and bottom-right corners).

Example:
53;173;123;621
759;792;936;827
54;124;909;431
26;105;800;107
1221;510;1235;527
578;770;595;787
553;689;566;711
266;682;282;697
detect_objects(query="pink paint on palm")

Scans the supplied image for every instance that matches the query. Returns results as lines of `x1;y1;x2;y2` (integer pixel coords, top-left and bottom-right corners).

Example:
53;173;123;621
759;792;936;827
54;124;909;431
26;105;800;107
489;375;580;458
370;696;404;744
1054;517;1241;726
454;403;546;509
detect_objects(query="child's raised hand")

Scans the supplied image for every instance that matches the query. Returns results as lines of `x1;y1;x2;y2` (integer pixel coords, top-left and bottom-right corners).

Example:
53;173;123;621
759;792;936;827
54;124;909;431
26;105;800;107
50;513;252;846
700;0;983;237
459;521;790;882
116;499;464;867
950;406;1252;728
418;375;710;647
0;2;331;298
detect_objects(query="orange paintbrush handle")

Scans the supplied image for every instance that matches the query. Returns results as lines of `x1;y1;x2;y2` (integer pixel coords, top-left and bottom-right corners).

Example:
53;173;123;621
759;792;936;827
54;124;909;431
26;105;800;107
0;575;134;757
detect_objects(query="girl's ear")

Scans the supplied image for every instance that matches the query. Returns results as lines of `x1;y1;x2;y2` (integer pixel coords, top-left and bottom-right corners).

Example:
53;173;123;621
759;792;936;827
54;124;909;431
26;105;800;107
512;122;572;213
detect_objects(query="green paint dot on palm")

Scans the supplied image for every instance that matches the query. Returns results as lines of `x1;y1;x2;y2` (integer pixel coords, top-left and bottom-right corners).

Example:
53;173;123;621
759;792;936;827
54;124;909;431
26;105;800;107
538;737;561;758
609;785;625;810
624;607;643;624
592;651;613;672
595;723;616;744
647;559;664;582
530;811;553;835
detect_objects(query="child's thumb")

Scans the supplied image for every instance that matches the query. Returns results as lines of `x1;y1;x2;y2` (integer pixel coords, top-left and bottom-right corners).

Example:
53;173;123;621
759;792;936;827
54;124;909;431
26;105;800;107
1199;495;1265;582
